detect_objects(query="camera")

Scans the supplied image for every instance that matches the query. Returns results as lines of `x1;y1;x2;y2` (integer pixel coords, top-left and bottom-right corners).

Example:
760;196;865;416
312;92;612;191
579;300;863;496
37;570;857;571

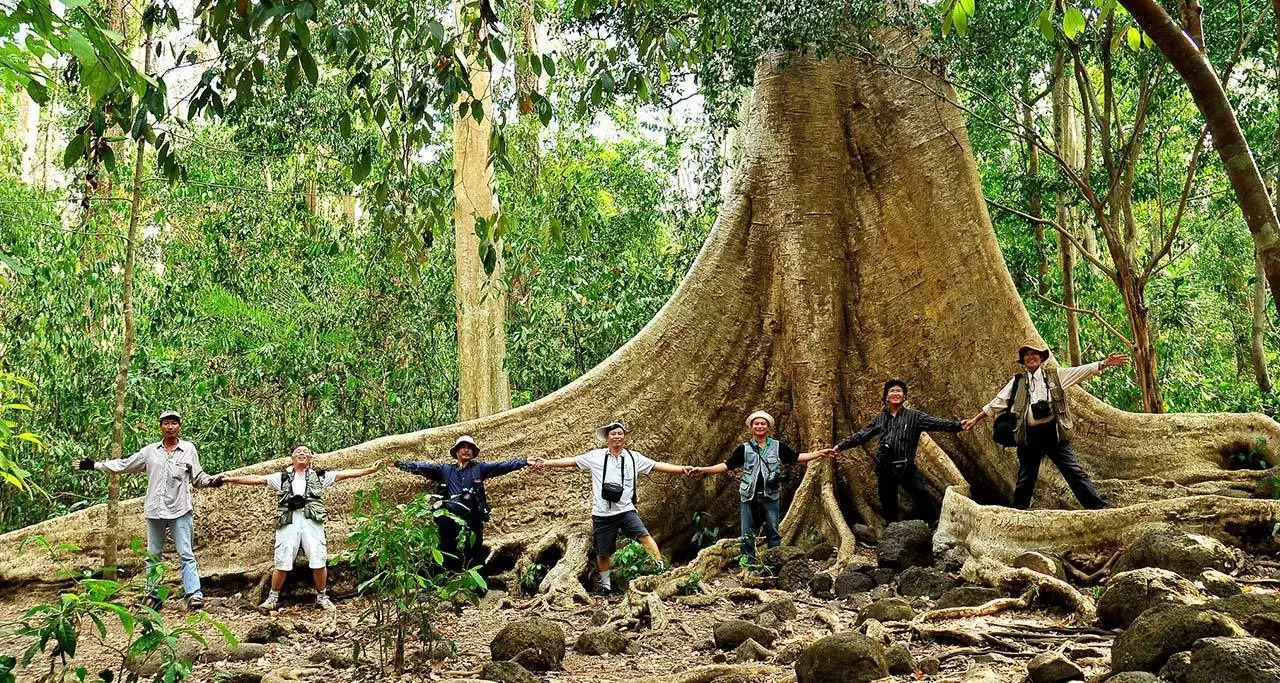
601;482;625;503
766;471;789;488
286;494;307;511
1031;400;1053;420
458;487;491;521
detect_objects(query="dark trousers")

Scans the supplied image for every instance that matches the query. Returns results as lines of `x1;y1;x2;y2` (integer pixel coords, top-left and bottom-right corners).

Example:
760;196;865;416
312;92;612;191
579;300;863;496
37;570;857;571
877;462;936;524
439;515;484;572
739;495;782;562
1013;422;1108;510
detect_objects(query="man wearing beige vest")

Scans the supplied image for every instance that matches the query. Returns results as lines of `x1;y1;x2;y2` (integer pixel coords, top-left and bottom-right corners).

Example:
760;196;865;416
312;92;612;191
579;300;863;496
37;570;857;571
963;340;1129;510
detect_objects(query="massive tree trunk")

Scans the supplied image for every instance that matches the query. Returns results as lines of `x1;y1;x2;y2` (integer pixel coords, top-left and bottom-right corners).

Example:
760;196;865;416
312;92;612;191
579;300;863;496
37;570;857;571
1052;58;1083;366
1119;0;1280;316
4;49;1279;599
453;0;511;421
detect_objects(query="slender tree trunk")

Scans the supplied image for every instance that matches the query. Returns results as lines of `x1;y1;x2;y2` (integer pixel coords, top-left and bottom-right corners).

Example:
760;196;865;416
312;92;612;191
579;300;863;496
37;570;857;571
18;95;40;185
1120;0;1280;315
1052;57;1082;365
453;0;511;420
1252;255;1273;393
1117;268;1164;412
1020;93;1048;292
104;30;154;578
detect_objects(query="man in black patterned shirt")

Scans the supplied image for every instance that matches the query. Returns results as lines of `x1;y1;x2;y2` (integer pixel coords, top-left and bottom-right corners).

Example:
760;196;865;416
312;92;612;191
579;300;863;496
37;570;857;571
833;380;969;524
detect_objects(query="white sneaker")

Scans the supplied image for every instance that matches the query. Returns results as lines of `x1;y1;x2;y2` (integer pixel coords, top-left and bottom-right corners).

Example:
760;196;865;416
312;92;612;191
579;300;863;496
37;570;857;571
315;593;335;610
258;593;279;610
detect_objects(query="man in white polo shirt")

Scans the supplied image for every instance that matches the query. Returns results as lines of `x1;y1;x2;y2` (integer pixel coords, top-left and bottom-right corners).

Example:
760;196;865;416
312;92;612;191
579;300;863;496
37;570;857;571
531;421;692;597
79;409;222;610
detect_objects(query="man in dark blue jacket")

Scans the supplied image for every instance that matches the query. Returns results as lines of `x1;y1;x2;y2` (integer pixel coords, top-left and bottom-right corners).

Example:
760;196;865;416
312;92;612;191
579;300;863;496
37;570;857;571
393;435;528;570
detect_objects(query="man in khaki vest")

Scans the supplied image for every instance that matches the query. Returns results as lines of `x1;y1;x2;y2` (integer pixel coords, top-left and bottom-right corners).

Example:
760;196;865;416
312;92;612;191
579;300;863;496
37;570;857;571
963;340;1128;509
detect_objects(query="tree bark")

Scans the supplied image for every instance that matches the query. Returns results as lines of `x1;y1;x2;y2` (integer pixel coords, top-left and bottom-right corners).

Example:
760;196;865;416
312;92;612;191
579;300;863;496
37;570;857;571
6;48;1280;590
1252;255;1273;393
1052;58;1082;366
1120;0;1280;315
104;30;154;578
1116;267;1164;412
1020;92;1048;292
453;0;511;421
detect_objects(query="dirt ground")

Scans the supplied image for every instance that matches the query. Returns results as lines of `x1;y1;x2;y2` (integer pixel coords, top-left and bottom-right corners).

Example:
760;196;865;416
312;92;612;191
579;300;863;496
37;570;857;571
2;545;1276;683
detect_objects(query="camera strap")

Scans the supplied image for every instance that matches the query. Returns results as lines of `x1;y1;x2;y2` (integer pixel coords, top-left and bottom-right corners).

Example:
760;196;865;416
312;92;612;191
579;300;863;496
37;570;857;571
600;449;636;507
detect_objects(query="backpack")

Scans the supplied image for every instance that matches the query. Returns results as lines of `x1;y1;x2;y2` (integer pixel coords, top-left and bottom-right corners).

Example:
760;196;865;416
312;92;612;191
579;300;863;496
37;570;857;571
992;374;1024;448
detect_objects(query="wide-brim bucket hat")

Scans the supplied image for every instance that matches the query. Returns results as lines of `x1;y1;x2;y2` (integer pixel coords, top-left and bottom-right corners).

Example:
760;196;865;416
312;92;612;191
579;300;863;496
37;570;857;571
1017;339;1052;364
595;421;627;444
745;410;775;430
450;435;480;456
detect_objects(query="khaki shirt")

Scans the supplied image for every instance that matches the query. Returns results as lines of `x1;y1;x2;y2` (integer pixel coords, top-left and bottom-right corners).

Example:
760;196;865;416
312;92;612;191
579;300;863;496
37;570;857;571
95;440;214;519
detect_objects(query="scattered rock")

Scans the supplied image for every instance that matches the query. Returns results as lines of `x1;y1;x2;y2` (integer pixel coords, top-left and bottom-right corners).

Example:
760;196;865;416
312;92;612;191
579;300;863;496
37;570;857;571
244;621;290;644
1112;605;1247;672
590;609;611;626
755;611;780;631
1205;593;1280;623
845;592;873;610
733;637;774;663
1113;527;1236;579
760;545;807;567
809;571;836;599
1104;673;1159;683
306;645;352;668
125;654;160;678
1026;650;1084;683
860;618;890;645
1013;551;1065;580
896;566;957;598
574;626;629;656
835;566;876;598
179;642;228;664
1159;651;1192;683
856;597;914;624
713;619;777;649
885;642;915;675
1097;568;1207;629
775;641;805;665
870;567;896;586
934;545;967;573
227;643;268;662
852;524;877;546
777;559;815;592
936;586;1002;609
1198;570;1242;598
216;670;265;683
973;652;1016;665
1184;636;1280;683
794;631;888;683
960;666;1003;682
677;594;720;608
709;676;756;683
877;520;933;571
489;618;566;671
479;661;537;683
712;652;729;664
807;542;836;561
761;596;797;621
1242;613;1280;646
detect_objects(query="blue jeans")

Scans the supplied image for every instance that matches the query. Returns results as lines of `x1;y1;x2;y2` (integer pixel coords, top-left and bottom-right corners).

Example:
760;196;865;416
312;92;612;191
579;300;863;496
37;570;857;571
739;496;782;562
145;512;202;599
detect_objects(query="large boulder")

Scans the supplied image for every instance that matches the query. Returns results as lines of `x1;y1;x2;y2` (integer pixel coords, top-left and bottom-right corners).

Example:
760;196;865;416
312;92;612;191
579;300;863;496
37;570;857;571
1026;650;1084;683
760;545;807;568
574;626;629;656
712;619;777;650
1113;528;1236;579
856;597;915;625
794;631;888;683
489;618;566;671
1198;570;1242;598
877;520;933;570
1013;551;1065;580
777;558;815;592
244;621;290;644
1104;674;1159;683
895;566;957;598
1184;637;1280;683
935;586;1002;609
885;642;916;675
1205;593;1280;623
479;661;538;683
1097;568;1207;629
1111;605;1248;672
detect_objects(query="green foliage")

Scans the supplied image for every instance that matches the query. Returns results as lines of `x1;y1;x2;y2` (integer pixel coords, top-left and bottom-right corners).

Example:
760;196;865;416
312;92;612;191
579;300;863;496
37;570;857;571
340;487;484;674
0;371;43;494
675;570;703;596
518;562;547;594
1;536;235;682
611;541;662;582
689;511;720;549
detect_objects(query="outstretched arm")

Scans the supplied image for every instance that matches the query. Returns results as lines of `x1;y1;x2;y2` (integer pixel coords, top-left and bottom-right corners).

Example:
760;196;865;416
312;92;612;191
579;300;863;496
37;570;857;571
220;474;270;486
650;461;693;475
88;448;149;475
833;422;880;452
530;457;578;470
479;458;530;478
917;412;965;433
795;448;838;463
334;460;385;482
392;460;444;480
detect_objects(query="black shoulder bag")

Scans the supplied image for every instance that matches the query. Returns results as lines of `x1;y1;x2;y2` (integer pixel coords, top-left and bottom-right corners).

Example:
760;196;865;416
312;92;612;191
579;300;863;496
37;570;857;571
600;450;636;506
991;374;1024;448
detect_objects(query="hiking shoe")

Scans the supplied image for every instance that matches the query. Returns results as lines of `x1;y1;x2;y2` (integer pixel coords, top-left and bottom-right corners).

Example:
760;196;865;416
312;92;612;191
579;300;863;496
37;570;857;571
258;593;279;611
186;594;204;611
315;593;335;611
593;586;613;599
141;595;163;611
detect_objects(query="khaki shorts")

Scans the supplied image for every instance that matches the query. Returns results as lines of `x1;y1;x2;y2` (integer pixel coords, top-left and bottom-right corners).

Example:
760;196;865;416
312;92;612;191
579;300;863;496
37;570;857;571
274;514;328;570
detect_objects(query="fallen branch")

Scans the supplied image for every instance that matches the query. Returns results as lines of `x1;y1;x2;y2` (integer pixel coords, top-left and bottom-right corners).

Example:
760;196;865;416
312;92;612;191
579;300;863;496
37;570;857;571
915;589;1034;622
622;664;788;683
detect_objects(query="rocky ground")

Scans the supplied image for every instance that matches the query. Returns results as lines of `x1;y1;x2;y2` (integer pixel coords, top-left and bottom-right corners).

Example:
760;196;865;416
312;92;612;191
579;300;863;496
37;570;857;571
3;520;1280;683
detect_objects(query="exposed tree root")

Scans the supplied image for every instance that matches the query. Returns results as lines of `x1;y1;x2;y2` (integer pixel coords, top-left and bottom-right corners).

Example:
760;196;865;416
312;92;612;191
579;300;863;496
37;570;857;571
961;555;1096;623
915;588;1035;622
936;487;1280;573
622;664;788;683
630;539;741;598
533;525;592;608
779;461;858;565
